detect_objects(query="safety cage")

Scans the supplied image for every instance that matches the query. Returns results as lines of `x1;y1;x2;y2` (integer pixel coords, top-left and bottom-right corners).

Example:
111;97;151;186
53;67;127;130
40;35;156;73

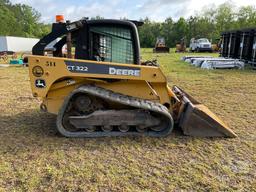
32;19;141;65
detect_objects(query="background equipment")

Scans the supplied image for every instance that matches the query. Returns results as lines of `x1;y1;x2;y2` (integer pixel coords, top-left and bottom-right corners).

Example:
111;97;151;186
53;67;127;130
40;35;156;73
175;37;187;53
211;38;222;53
190;38;213;52
153;37;170;53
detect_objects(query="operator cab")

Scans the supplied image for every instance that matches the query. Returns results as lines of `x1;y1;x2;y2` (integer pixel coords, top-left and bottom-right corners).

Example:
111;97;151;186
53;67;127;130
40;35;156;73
32;16;143;65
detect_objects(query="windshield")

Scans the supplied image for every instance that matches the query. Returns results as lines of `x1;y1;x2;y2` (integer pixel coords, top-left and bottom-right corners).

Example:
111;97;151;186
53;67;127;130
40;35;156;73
198;39;209;43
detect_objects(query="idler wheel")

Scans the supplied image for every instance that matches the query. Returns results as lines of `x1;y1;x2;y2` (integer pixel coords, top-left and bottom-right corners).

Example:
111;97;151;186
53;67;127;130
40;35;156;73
102;125;113;132
74;95;92;113
85;126;97;133
136;125;147;133
119;124;129;133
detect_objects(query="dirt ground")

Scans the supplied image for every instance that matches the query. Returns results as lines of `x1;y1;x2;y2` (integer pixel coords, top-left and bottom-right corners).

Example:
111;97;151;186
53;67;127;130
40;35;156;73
0;49;255;191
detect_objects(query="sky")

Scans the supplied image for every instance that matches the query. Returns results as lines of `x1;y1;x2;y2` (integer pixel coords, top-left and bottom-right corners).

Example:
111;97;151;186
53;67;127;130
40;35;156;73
10;0;256;23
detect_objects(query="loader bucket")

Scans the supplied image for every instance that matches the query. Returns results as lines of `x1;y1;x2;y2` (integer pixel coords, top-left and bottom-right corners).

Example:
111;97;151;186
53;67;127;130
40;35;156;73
172;86;237;138
153;47;170;53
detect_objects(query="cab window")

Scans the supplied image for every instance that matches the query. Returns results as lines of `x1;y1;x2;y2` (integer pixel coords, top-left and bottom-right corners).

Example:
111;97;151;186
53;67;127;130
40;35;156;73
89;26;134;64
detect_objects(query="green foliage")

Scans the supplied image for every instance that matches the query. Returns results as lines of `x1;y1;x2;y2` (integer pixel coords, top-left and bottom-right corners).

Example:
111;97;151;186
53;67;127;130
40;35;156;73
0;0;50;38
139;2;256;47
1;1;256;46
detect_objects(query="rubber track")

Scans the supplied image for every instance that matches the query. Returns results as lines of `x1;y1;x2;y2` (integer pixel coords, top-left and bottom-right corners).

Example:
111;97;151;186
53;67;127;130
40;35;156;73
56;85;174;137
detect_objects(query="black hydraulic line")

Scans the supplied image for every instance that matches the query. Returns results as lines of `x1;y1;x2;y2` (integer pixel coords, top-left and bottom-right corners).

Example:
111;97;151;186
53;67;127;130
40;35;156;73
53;37;67;57
32;23;68;56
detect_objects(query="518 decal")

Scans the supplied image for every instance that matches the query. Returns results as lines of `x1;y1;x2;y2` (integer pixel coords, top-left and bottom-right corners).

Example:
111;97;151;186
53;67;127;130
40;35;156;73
46;61;56;67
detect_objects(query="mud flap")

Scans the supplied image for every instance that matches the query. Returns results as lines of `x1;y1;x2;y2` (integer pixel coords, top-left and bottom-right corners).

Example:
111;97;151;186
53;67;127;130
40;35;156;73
173;86;237;138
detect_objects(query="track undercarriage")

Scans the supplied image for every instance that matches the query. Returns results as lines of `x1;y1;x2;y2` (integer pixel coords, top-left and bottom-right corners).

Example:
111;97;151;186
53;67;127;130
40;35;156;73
57;85;174;137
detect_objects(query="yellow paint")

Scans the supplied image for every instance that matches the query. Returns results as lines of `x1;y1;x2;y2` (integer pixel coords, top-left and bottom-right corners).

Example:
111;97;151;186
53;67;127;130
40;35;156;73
29;55;176;114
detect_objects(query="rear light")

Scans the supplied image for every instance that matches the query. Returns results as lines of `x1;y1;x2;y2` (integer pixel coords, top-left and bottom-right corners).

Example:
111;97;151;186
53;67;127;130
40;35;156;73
32;66;44;77
56;15;65;23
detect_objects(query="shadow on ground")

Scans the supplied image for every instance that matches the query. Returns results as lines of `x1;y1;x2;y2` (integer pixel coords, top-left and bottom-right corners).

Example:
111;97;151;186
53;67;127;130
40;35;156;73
0;109;220;151
0;110;57;137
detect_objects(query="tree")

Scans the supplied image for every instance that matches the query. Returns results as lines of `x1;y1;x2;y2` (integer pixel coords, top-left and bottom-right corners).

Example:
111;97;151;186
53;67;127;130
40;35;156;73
1;0;256;47
215;2;235;32
172;17;188;46
138;18;160;47
236;6;256;28
162;17;174;47
0;0;50;38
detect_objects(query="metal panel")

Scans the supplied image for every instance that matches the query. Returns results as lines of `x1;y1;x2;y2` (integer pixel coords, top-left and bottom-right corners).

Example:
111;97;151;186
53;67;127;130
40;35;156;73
237;29;254;61
228;31;241;58
5;36;39;52
0;36;8;52
221;32;230;58
251;30;256;69
221;28;256;65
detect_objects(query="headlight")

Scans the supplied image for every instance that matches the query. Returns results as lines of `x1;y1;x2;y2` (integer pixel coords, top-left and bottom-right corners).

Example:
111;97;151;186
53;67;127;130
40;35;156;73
32;66;44;77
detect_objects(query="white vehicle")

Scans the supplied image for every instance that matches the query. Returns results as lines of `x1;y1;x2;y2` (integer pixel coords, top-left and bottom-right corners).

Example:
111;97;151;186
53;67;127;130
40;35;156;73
190;38;212;52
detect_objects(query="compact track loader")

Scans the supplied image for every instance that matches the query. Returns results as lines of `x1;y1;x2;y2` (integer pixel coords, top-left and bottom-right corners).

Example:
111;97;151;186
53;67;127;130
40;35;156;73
28;17;236;138
175;37;187;53
153;37;170;53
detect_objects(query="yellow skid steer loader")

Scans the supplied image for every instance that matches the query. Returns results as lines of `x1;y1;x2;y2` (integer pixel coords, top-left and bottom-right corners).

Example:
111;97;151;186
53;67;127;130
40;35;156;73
28;17;236;138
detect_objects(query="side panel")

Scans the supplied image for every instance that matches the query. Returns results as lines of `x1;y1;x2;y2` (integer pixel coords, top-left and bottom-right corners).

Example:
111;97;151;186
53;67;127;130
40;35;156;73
28;55;168;98
44;80;169;114
29;55;171;115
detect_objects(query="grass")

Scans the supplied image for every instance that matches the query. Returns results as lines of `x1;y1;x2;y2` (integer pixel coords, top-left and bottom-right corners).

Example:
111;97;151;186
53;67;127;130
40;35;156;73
0;48;255;191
